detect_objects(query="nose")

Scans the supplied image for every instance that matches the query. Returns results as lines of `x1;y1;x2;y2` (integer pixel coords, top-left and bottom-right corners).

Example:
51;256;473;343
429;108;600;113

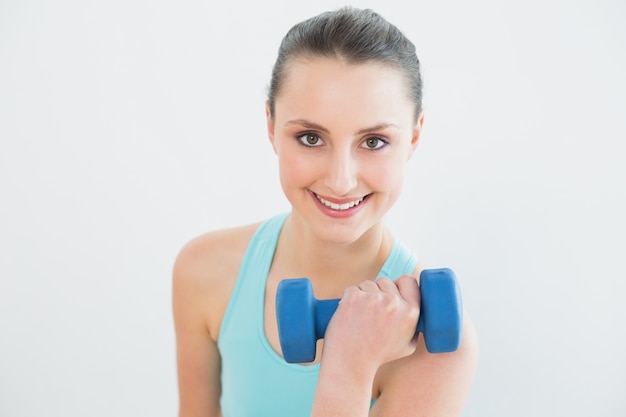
324;147;358;196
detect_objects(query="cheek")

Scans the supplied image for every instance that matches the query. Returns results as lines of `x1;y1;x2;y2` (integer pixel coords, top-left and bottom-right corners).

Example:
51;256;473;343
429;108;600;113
277;148;318;188
363;157;406;193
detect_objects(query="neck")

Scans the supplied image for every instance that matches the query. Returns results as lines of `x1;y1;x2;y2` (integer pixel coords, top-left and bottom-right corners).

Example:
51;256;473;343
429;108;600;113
276;213;392;296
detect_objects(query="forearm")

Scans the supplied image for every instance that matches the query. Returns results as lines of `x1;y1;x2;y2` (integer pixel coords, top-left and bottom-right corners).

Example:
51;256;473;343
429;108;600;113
311;355;377;417
310;276;422;416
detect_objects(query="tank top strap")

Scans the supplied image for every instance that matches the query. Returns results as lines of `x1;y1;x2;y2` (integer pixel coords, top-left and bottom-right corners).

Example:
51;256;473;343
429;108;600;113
218;213;288;341
218;213;322;417
377;237;419;280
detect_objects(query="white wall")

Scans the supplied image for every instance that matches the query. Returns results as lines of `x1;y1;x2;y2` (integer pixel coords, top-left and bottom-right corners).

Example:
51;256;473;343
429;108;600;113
1;0;624;416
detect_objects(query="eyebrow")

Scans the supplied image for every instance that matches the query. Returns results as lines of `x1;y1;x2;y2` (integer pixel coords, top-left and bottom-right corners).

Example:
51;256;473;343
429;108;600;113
284;119;400;135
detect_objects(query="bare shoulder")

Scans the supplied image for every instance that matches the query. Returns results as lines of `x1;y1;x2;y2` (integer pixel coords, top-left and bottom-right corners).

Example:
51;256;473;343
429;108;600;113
172;222;262;340
173;222;261;285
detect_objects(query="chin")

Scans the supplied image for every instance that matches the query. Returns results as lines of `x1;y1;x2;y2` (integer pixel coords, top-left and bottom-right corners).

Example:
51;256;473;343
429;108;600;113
309;210;383;246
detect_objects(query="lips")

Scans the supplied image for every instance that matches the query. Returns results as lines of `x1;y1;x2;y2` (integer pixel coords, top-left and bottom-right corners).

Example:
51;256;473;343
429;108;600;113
313;192;367;211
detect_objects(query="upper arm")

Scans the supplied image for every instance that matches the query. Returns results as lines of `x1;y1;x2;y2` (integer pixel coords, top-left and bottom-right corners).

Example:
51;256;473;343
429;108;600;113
370;313;479;417
371;262;478;417
172;238;222;417
172;225;257;417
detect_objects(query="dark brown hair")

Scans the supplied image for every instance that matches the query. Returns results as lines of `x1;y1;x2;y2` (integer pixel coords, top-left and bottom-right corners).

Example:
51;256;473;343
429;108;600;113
267;7;423;121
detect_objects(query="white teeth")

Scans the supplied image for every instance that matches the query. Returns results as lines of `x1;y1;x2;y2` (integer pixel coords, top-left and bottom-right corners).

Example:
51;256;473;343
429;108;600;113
316;194;365;211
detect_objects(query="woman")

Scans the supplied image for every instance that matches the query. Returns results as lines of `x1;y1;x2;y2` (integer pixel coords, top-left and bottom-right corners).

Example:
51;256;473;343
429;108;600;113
173;7;478;417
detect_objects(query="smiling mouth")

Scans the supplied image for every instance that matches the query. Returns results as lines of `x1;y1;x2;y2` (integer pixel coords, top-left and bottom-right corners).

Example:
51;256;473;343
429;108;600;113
313;193;367;211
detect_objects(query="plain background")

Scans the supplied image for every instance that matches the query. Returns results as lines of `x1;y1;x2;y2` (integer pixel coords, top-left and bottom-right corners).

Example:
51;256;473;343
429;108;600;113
1;0;624;415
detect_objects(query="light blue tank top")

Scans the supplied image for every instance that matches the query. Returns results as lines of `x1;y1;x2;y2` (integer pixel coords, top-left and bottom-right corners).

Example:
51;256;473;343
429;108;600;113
218;213;418;417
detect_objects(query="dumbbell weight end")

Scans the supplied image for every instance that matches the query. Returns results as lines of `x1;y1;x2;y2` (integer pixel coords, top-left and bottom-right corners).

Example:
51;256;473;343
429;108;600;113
418;268;463;353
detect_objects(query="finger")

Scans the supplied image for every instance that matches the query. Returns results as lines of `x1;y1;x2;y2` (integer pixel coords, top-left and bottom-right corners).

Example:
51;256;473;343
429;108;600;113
375;276;400;295
357;279;380;293
395;274;421;308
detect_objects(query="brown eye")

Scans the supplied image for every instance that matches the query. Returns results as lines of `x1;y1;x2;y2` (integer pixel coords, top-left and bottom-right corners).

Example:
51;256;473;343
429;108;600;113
306;134;319;145
362;137;387;150
297;133;323;147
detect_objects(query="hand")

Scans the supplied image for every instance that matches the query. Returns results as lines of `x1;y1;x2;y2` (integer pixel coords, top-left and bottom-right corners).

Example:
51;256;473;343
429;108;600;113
322;275;421;372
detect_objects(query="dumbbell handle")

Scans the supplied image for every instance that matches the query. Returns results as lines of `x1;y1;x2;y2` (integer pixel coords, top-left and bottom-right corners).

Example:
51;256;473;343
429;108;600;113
313;298;427;340
314;299;338;339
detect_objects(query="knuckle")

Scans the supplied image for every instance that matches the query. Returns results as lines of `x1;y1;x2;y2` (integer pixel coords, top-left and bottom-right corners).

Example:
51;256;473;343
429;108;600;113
377;276;393;287
360;279;378;290
340;286;359;305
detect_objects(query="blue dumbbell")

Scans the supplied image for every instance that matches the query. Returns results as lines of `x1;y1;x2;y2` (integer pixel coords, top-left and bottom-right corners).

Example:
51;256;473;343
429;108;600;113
276;268;463;363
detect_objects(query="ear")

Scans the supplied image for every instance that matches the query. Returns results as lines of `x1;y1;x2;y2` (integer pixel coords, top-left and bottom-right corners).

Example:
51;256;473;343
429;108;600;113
266;101;277;154
408;112;425;160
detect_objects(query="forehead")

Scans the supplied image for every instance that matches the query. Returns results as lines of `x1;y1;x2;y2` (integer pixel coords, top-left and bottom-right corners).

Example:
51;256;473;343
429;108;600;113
275;57;415;126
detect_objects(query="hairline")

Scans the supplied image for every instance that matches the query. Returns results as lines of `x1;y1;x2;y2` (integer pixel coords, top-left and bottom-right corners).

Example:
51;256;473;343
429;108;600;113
270;53;420;123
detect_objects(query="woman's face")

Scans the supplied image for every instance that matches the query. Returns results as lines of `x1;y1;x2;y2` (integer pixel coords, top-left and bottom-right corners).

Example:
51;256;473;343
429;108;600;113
267;57;423;244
